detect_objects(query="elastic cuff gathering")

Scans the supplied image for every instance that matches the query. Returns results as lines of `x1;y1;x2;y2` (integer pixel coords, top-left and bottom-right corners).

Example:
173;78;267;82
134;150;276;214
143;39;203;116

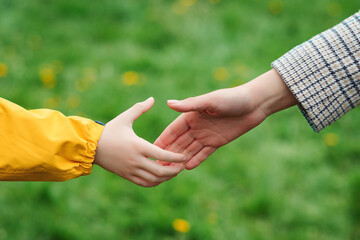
77;120;105;176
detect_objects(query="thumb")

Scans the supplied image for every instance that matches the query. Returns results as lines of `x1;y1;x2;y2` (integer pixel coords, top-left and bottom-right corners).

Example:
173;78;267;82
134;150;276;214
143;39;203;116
121;97;155;124
167;95;208;113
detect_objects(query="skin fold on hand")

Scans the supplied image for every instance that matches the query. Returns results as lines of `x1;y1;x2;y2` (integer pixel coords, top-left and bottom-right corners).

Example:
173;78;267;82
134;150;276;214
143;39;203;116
154;69;297;170
94;97;186;187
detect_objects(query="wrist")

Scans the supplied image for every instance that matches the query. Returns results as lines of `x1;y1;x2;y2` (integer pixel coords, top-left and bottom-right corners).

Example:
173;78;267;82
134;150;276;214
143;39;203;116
247;69;297;117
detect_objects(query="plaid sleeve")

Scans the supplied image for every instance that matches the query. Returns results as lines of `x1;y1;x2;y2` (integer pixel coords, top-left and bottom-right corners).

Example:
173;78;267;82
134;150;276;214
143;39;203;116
272;11;360;132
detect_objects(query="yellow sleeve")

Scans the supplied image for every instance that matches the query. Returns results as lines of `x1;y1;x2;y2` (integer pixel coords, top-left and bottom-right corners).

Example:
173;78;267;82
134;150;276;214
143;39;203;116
0;97;104;181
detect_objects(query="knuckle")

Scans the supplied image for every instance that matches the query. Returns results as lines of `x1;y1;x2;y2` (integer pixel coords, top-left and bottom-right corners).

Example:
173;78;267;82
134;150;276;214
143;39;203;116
144;174;157;183
131;162;140;169
150;177;160;183
128;159;140;169
135;179;149;187
155;168;165;177
133;103;143;111
139;101;147;108
129;140;140;151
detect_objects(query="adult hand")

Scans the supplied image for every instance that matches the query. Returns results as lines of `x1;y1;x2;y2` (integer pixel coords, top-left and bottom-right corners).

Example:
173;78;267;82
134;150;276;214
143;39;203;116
94;97;186;187
155;69;297;170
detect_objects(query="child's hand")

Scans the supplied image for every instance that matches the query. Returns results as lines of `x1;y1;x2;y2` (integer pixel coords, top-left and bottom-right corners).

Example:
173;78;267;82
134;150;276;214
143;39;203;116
94;97;186;187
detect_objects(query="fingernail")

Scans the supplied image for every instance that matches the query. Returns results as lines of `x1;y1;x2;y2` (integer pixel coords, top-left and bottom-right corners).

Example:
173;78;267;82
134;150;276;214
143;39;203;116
167;100;180;104
145;97;154;102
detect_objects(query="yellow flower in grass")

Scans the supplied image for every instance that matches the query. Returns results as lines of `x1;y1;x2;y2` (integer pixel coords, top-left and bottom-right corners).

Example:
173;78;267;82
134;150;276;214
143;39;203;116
268;0;284;15
181;0;196;7
323;133;338;146
172;0;196;15
0;63;8;77
213;67;228;81
172;2;187;15
39;67;56;88
173;218;190;233
122;71;139;86
326;2;342;17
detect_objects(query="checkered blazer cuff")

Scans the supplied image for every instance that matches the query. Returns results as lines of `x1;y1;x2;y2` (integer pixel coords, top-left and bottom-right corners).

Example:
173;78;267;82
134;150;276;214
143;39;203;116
272;11;360;132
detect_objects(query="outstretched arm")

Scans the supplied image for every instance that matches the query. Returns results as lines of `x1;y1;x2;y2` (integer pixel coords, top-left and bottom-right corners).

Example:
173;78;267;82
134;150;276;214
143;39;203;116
0;96;185;186
155;10;360;170
155;69;297;170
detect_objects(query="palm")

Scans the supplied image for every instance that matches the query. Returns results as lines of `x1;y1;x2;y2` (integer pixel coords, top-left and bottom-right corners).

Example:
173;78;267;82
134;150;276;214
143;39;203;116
181;111;260;147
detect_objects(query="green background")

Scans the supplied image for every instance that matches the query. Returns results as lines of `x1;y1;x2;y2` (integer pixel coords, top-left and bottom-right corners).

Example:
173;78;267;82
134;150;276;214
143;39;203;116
0;0;359;239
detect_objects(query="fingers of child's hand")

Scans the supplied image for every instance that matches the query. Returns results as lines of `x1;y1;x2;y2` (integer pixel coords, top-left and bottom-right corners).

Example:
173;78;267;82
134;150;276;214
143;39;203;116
142;140;186;162
185;146;215;170
140;158;184;178
130;160;183;186
130;176;159;188
157;139;203;167
134;169;173;183
121;97;154;123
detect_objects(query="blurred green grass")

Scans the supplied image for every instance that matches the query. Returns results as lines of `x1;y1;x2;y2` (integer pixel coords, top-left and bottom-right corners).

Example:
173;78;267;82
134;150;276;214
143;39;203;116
0;0;359;239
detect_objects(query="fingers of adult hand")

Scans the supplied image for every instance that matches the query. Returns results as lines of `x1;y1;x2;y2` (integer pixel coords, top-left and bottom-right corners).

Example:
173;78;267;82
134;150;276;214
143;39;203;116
154;115;189;149
130;176;159;188
185;146;216;170
182;140;204;161
166;131;194;154
168;95;207;112
158;139;203;166
121;97;154;123
142;140;186;163
156;161;185;167
157;160;171;166
140;158;184;178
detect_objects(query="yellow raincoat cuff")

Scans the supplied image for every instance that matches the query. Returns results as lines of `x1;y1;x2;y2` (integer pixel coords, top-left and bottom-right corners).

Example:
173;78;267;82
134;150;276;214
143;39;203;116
0;97;105;181
78;120;104;176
